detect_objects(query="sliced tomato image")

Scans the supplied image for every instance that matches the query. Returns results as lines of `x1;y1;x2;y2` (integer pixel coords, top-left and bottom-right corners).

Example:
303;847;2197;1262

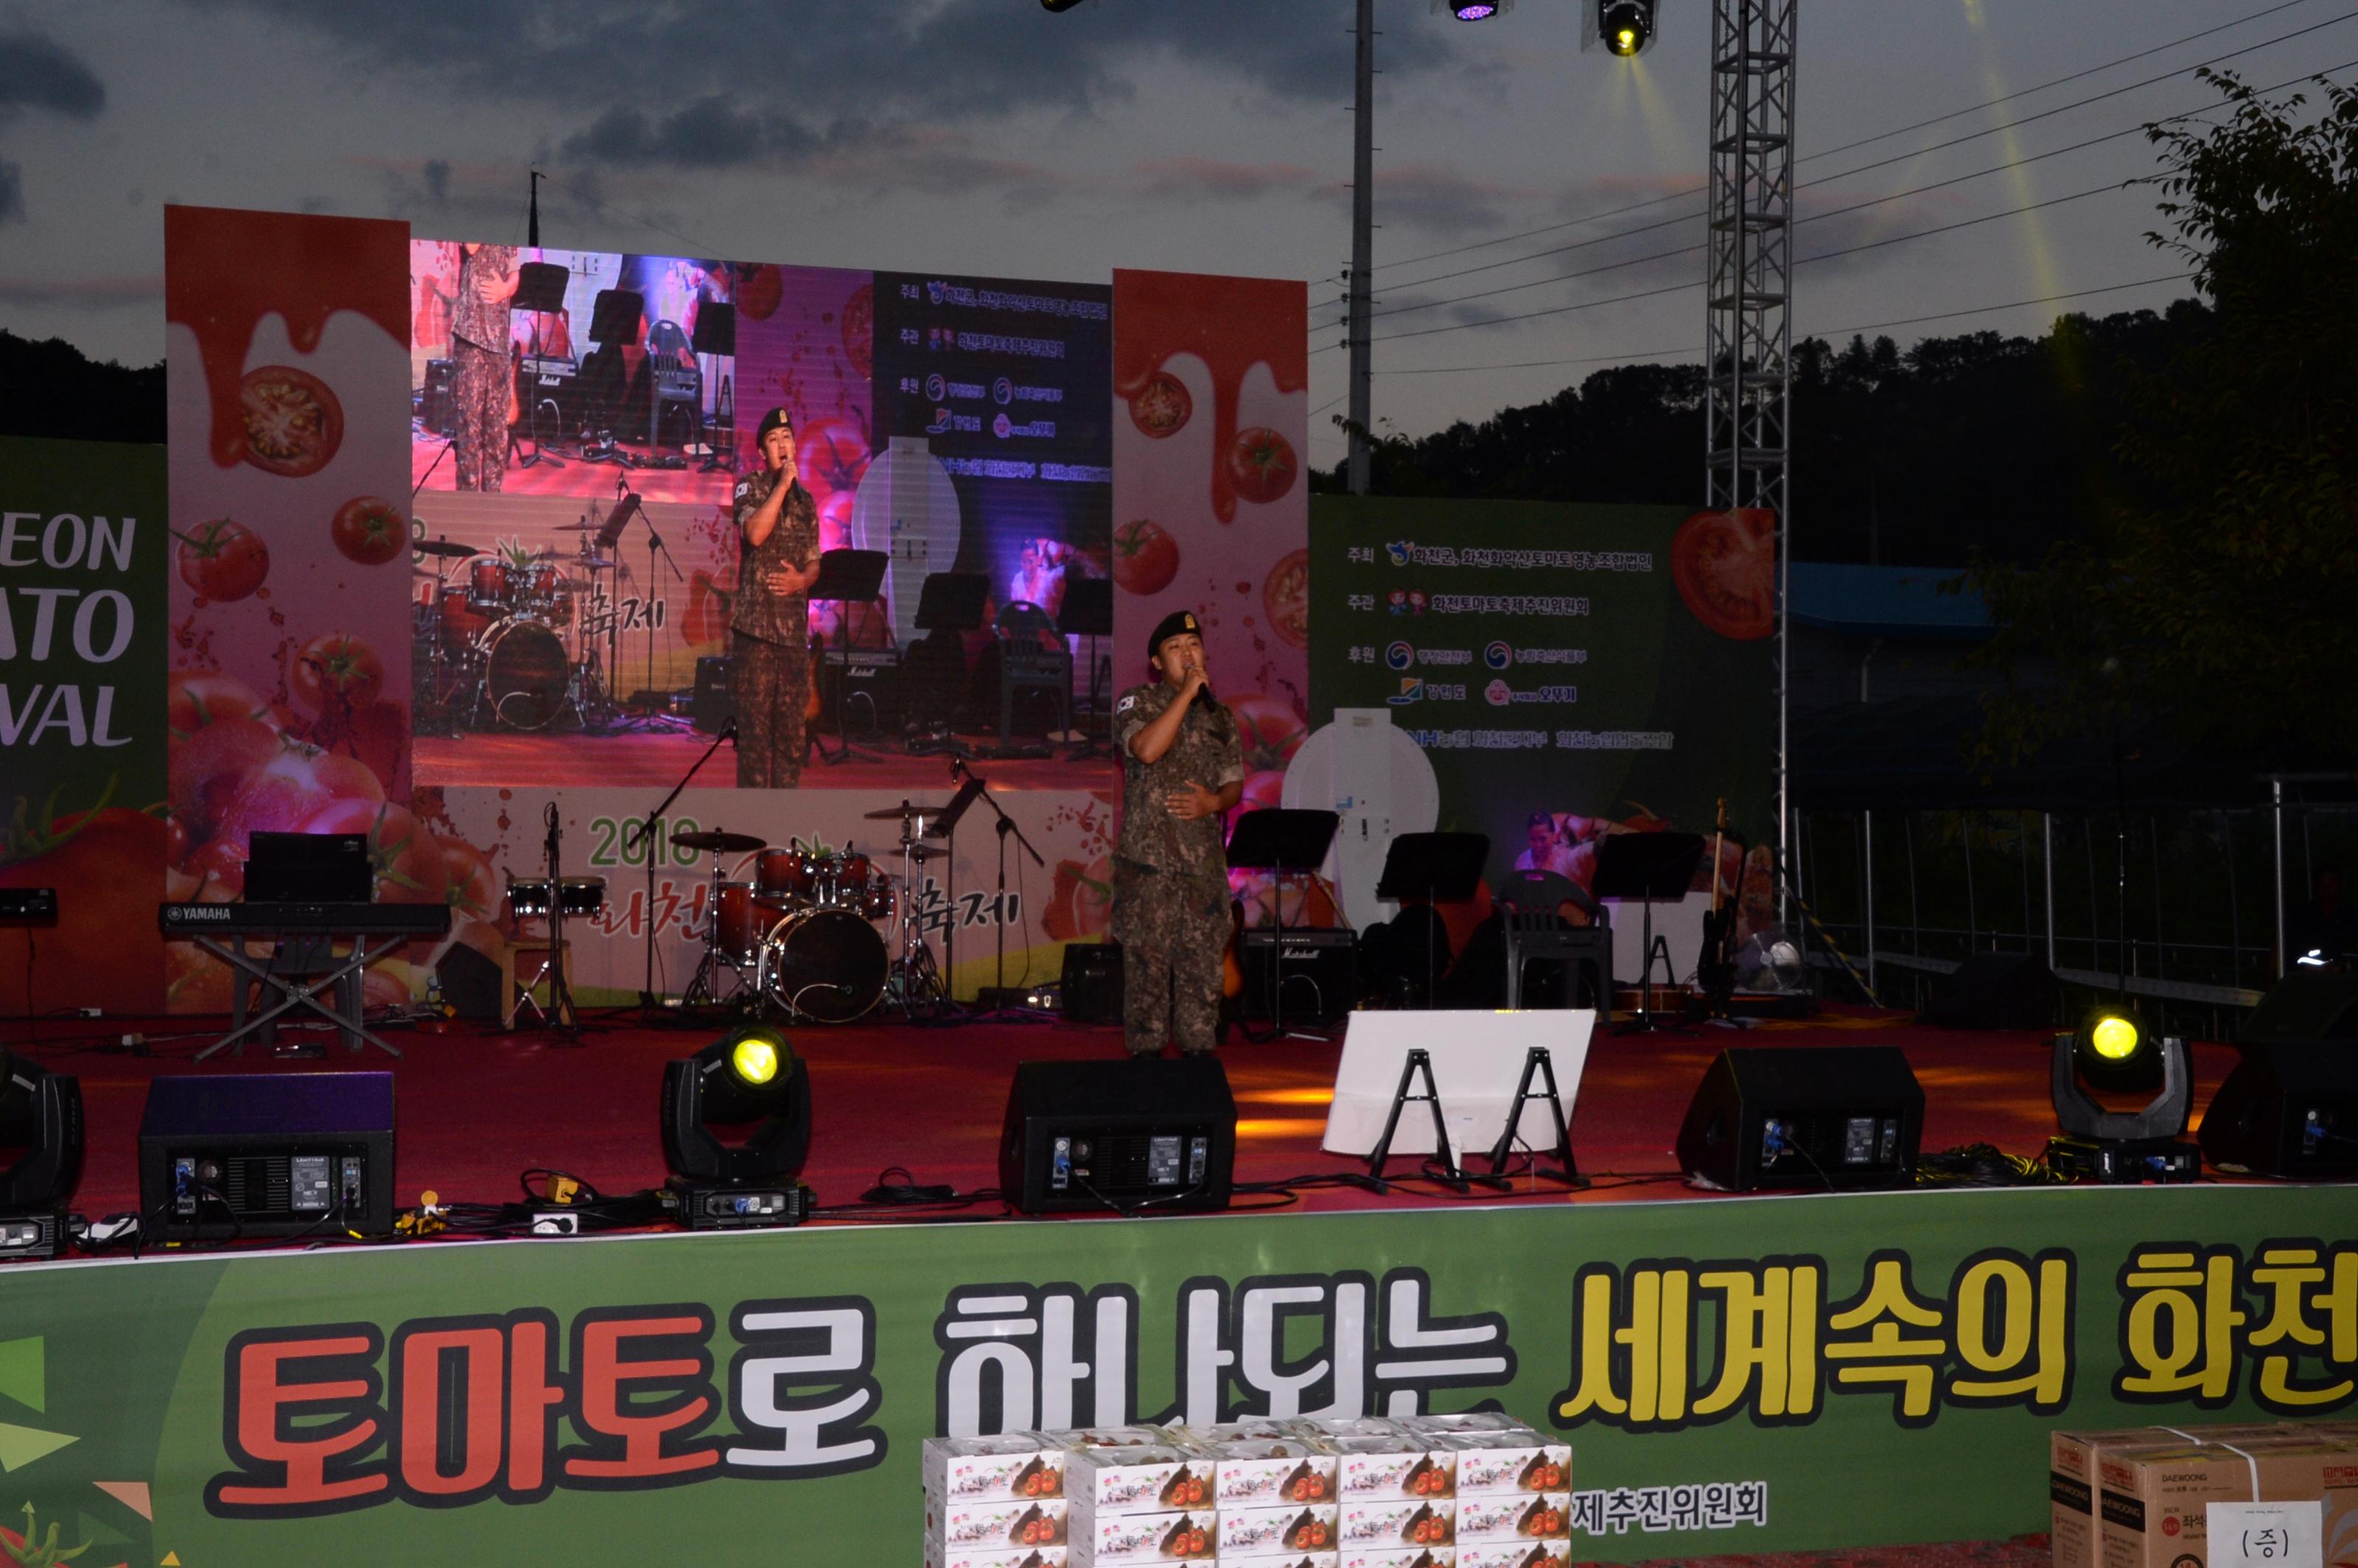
1262;547;1309;649
1670;507;1776;640
1225;426;1298;506
1111;519;1178;595
330;495;407;565
239;364;343;478
1127;371;1192;438
175;517;270;601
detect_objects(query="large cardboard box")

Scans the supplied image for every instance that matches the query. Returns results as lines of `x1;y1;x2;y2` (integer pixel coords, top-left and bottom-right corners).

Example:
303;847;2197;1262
2049;1424;2289;1568
2096;1440;2358;1568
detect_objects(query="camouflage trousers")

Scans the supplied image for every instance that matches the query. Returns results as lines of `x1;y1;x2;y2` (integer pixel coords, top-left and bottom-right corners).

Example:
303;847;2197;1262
1112;858;1229;1056
450;340;508;493
732;633;807;788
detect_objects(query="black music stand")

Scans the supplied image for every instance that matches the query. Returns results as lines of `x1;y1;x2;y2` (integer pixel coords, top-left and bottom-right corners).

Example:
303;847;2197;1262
581;288;644;466
906;572;990;754
1226;808;1341;1041
690;301;735;472
1062;576;1114;760
511;262;570;471
1593;831;1706;1035
807;547;889;766
1374;832;1489;1009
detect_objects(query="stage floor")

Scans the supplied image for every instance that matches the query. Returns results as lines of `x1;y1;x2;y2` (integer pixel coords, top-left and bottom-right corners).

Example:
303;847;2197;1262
414;726;1113;790
11;1007;2248;1230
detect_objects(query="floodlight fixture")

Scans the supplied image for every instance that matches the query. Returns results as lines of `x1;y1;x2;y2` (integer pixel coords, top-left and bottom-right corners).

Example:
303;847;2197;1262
1455;2;1501;17
1599;0;1656;55
660;1025;813;1228
2045;1006;2200;1183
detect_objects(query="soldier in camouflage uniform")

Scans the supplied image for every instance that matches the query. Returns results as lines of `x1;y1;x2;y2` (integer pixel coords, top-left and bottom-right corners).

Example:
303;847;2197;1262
731;407;820;788
448;242;517;492
1113;610;1245;1056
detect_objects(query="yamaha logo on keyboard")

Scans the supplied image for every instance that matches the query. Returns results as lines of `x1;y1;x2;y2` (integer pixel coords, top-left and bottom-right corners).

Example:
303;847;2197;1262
174;906;233;922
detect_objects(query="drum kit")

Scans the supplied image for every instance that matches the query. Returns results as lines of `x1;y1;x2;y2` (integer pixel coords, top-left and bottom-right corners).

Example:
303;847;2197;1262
412;528;623;734
674;799;959;1024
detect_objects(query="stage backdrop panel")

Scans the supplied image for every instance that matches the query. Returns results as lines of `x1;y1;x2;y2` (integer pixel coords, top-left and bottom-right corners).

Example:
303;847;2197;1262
0;434;169;1015
1110;270;1312;811
0;1185;2351;1564
1309;495;1776;907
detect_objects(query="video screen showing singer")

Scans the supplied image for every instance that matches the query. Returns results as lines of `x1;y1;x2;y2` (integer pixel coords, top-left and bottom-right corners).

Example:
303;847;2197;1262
731;407;821;788
1112;611;1244;1057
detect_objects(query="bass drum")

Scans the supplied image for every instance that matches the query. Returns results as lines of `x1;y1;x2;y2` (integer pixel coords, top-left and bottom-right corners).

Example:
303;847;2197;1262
758;906;887;1023
481;617;570;730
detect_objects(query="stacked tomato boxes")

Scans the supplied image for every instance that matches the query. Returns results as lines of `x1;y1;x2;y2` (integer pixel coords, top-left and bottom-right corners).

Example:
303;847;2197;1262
1423;1413;1574;1568
1194;1421;1342;1567
1066;1428;1222;1565
924;1432;1071;1568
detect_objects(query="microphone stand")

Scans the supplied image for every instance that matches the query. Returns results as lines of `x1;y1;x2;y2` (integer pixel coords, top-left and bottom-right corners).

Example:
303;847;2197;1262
625;718;737;1023
541;802;583;1044
953;756;1049;1022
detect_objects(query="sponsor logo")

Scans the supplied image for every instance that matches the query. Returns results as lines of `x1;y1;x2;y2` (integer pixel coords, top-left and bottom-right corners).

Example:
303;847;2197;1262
1384;641;1414;672
993;412;1012;439
926;279;946;305
1385;539;1414;567
1386;679;1424;707
1484;641;1512;670
993;376;1015;405
926;372;948;402
1486;679;1513;707
927;407;954;435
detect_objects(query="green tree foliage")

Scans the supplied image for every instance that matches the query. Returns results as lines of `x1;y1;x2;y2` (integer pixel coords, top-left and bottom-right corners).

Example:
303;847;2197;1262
1969;71;2358;760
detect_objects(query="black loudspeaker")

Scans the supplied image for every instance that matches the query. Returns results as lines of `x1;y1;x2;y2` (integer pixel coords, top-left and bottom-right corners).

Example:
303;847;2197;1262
420;358;455;435
693;655;738;734
1676;1046;1925;1192
138;1072;395;1239
999;1057;1236;1214
1237;928;1357;1025
1918;951;2058;1029
819;650;903;735
1060;943;1123;1025
436;942;505;1022
2242;973;2358;1048
2200;1041;2358;1179
1;1053;83;1259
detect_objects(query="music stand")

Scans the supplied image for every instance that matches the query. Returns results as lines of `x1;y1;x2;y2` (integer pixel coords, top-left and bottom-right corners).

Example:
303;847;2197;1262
907;572;990;753
690;301;735;473
581;289;644;466
1061;577;1113;760
1226;808;1342;1041
806;547;889;766
1373;832;1489;1008
1592;831;1706;1035
511;262;570;471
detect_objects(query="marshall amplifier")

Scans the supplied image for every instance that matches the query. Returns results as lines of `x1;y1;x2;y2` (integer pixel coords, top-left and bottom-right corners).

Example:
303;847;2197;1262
819;645;903;735
1237;927;1357;1026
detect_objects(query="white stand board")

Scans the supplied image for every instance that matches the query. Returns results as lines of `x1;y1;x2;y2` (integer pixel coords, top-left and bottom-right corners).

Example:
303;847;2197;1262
1321;1009;1598;1162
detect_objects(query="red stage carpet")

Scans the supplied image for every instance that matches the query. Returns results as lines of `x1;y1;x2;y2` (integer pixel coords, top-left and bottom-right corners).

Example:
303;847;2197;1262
8;1007;2245;1227
413;727;1108;790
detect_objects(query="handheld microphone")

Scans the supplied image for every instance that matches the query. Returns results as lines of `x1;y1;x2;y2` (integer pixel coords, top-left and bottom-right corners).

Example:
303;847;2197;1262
719;718;738;742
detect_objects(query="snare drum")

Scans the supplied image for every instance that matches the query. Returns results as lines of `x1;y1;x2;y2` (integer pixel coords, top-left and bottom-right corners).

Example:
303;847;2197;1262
712;881;764;964
856;870;894;921
755;847;819;908
467;554;514;610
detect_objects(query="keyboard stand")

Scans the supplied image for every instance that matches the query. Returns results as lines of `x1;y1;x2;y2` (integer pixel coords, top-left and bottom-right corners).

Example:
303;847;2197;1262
190;931;411;1061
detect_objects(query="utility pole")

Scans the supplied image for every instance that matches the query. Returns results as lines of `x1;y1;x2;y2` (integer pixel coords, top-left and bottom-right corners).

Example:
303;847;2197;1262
1347;0;1376;494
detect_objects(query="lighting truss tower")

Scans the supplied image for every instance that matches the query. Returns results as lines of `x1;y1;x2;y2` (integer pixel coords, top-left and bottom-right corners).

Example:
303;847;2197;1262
1704;0;1797;861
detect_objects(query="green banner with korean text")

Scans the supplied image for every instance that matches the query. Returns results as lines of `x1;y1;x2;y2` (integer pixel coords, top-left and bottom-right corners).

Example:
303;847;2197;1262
0;1185;2351;1565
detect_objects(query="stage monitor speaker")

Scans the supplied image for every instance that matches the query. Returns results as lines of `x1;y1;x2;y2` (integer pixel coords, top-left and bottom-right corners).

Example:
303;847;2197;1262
2200;1040;2358;1179
1;1052;83;1261
999;1057;1234;1214
436;942;505;1022
1676;1046;1924;1192
1918;951;2057;1029
1059;943;1122;1026
1237;928;1357;1026
2241;973;2358;1048
693;654;738;735
138;1072;396;1239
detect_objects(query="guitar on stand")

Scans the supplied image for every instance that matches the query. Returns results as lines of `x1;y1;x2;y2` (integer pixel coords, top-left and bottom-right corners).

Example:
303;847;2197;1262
1696;797;1739;1018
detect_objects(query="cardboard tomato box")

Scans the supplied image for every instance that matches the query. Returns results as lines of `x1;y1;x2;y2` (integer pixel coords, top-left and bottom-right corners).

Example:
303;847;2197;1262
1338;1497;1456;1550
1453;1492;1570;1544
1444;1432;1570;1497
1334;1549;1455;1568
926;1496;1068;1553
2095;1439;2358;1568
1211;1555;1336;1568
1067;1441;1214;1516
924;1432;1068;1505
1333;1436;1458;1501
1217;1502;1340;1555
923;1547;1066;1568
1203;1438;1338;1508
1071;1508;1217;1564
1456;1545;1568;1568
2048;1423;2290;1568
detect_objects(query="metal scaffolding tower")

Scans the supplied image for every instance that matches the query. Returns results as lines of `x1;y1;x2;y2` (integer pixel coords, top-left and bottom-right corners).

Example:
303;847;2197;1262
1705;0;1797;858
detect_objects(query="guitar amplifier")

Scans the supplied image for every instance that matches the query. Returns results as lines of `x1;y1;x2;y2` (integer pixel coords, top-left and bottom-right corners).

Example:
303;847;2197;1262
419;358;455;435
692;655;737;734
1237;928;1357;1026
1060;942;1123;1026
819;646;902;735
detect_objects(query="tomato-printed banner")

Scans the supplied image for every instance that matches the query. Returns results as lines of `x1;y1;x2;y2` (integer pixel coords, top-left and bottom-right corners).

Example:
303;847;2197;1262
0;434;170;1015
1;1182;2352;1564
1309;496;1777;902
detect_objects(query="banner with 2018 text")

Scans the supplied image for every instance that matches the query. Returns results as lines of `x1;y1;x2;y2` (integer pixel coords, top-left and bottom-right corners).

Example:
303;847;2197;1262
0;1184;2351;1564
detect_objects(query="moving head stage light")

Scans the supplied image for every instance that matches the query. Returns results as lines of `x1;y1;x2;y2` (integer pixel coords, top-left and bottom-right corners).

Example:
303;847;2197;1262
661;1026;814;1229
2045;1006;2200;1183
1597;0;1657;55
0;1051;83;1261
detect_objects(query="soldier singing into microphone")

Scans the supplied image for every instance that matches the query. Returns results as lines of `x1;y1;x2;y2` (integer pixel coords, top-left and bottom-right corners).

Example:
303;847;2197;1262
730;407;819;788
1112;610;1244;1057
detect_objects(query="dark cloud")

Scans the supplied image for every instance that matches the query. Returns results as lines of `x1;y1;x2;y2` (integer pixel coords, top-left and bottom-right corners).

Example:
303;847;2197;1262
0;159;20;223
0;272;164;308
1133;157;1323;202
421;158;449;203
0;28;106;118
201;0;1484;172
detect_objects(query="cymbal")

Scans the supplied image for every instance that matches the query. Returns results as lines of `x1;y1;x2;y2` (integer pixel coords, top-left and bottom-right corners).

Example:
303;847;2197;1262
674;829;765;855
864;801;953;821
413;537;476;559
572;555;617;570
905;844;948;862
555;522;605;533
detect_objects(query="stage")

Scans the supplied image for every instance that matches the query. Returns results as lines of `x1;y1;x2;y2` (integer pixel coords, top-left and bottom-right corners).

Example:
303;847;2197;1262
24;1006;2247;1222
413;726;1110;791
